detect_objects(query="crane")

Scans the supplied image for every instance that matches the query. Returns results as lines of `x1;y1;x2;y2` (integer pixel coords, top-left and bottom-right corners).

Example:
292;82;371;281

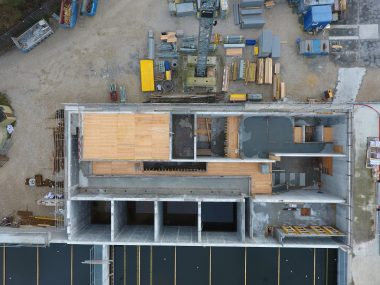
195;0;217;77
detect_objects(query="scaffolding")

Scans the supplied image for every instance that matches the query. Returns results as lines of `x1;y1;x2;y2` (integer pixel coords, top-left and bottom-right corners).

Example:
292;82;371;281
54;109;65;229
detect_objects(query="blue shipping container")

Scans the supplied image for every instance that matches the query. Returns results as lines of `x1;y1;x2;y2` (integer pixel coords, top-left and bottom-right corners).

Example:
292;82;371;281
303;5;332;32
81;0;98;16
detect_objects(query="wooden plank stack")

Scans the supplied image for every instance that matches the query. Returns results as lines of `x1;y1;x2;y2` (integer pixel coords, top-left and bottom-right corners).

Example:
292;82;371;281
264;57;272;84
226;48;243;57
256;58;264;84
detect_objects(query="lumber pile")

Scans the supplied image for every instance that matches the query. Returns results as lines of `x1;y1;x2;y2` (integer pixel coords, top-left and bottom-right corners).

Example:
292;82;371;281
160;32;177;43
264;57;272;84
245;61;256;83
256;58;264;84
226;48;243;57
272;63;285;100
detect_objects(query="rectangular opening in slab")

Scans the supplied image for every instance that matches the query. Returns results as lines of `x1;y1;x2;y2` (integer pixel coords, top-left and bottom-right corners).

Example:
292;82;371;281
164;202;198;226
91;201;111;225
172;114;195;159
202;202;237;232
196;116;226;157
113;201;154;242
70;201;111;242
143;162;206;172
127;201;154;225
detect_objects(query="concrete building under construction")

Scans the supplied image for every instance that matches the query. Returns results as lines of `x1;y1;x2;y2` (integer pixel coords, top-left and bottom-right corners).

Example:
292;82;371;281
64;103;352;251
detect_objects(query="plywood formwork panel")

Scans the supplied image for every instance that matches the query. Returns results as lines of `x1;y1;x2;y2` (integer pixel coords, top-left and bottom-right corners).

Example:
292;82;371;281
225;116;240;158
92;161;272;195
82;113;170;160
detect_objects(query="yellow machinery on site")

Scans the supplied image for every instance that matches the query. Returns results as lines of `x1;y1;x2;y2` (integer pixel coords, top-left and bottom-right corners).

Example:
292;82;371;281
140;59;155;92
229;93;247;102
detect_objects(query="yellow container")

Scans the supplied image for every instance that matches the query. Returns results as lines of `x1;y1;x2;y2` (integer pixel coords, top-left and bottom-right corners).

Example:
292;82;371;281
140;59;155;92
229;93;247;102
253;46;259;56
165;70;172;81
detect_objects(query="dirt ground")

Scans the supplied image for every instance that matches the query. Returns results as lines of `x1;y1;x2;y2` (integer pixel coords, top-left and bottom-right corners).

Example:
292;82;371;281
0;0;341;218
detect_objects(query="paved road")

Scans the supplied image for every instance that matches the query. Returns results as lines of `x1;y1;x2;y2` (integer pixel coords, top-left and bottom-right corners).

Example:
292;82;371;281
330;0;380;67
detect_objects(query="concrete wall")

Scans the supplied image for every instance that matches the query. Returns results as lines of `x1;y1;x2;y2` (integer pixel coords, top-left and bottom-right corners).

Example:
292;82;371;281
112;201;128;241
237;200;245;241
321;114;350;238
68;201;90;239
154;201;163;242
198;201;202;242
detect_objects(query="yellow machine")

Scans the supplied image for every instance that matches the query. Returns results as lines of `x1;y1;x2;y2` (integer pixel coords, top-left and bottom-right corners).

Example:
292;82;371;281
229;93;247;102
140;59;155;92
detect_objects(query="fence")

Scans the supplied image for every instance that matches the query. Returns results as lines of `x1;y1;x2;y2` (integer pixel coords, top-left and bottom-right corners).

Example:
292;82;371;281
0;0;60;54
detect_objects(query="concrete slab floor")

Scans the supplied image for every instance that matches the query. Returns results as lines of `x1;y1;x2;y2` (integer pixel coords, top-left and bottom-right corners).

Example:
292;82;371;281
351;105;380;285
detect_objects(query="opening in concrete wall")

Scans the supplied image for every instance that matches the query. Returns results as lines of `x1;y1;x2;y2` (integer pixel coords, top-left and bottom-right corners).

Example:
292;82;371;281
158;201;199;244
164;202;198;226
196;115;226;157
172;114;195;159
201;202;243;243
69;201;111;242
113;201;155;243
202;202;237;232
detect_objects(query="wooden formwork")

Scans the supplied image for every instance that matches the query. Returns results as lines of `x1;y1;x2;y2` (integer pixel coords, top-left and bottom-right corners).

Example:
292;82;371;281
225;116;240;159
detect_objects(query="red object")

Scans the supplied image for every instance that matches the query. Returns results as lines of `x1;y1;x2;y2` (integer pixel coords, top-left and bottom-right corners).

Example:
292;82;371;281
110;91;118;102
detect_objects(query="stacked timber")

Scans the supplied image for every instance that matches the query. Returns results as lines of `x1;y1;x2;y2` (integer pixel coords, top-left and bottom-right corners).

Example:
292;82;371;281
225;116;240;158
264;57;272;84
256;58;264;84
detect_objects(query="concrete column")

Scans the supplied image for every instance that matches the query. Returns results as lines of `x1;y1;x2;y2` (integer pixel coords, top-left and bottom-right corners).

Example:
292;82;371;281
198;201;202;242
237;200;245;242
154;201;164;242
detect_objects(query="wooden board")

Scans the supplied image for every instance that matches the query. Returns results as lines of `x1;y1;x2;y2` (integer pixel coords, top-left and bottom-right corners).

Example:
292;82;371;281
264;57;273;84
293;127;303;143
322;157;333;176
280;82;286;99
225;116;240;158
226;48;243;57
256;58;264;84
82;113;170;160
323;127;333;142
92;161;272;195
